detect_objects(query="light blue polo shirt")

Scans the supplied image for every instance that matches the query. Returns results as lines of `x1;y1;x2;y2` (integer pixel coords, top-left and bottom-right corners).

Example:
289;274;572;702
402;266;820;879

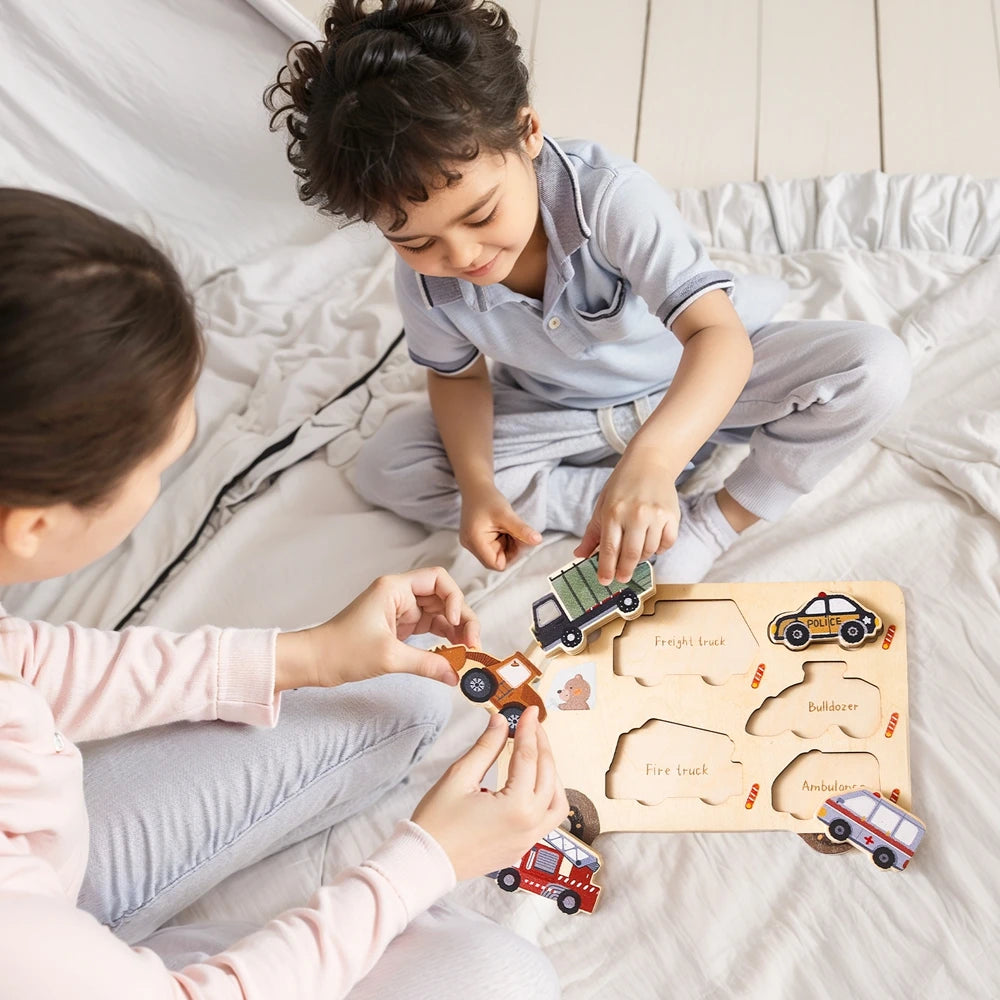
397;136;736;409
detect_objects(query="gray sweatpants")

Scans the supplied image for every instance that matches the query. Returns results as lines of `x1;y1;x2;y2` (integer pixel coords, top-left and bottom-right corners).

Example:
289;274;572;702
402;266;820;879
354;319;912;535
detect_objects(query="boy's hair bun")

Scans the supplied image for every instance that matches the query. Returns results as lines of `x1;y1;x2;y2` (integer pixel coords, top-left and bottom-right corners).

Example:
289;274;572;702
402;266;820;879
265;0;531;227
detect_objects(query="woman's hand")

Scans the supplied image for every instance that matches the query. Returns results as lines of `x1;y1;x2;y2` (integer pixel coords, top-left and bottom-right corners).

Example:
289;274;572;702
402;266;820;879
411;707;569;881
459;482;542;571
274;566;480;692
574;444;681;585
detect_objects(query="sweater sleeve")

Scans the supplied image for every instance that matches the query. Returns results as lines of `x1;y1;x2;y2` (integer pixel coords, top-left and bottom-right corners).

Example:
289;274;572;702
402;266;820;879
0;821;456;1000
0;604;279;742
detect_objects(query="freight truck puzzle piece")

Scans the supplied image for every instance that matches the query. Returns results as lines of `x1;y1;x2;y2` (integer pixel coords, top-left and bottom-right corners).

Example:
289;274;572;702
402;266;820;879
531;554;655;655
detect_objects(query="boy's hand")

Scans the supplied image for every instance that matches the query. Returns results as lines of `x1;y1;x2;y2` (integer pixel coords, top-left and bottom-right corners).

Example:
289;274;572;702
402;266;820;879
274;567;480;692
411;707;569;881
574;447;681;585
459;482;542;571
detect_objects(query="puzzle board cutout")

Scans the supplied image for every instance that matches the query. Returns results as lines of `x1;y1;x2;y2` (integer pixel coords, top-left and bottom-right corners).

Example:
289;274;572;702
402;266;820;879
497;581;911;834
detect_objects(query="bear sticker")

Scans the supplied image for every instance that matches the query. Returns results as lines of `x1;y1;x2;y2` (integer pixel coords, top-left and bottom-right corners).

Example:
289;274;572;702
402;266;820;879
558;673;592;711
548;664;596;712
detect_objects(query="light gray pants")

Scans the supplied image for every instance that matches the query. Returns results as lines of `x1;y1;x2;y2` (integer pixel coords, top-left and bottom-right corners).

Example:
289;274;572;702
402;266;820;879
80;675;560;994
354;319;912;534
78;674;453;944
142;901;561;999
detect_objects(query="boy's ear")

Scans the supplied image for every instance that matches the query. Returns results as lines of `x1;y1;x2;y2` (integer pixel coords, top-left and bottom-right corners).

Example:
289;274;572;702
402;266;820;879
521;107;544;159
0;507;51;560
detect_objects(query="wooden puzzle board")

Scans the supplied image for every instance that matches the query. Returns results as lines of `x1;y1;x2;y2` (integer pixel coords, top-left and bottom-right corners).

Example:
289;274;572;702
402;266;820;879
498;581;911;834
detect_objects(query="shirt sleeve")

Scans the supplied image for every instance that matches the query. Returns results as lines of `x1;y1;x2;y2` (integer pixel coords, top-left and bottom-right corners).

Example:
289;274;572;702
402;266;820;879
592;165;734;331
0;605;279;742
0;821;456;1000
395;259;482;375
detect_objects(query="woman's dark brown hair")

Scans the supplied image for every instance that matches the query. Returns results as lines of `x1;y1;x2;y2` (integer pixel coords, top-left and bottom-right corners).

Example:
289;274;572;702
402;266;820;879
0;188;203;508
264;0;531;229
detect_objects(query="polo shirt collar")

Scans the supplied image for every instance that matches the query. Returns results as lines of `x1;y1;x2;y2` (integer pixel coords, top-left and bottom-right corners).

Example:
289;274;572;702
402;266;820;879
418;136;591;311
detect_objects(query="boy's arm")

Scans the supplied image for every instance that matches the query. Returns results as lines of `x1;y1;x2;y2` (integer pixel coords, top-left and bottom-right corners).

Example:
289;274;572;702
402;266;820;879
628;290;753;479
394;264;540;569
428;361;541;569
578;169;752;582
575;291;752;584
426;357;496;496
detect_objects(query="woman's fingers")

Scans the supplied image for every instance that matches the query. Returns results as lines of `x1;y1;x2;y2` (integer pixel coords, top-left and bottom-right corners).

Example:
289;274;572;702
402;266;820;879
504;707;541;798
451;714;510;786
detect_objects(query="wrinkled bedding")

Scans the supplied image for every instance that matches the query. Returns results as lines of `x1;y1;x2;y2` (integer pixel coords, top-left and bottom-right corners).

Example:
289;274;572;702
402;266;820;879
1;2;998;996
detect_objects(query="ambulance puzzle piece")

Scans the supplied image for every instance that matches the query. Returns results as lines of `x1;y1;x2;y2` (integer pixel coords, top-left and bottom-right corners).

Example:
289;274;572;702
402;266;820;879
816;788;925;871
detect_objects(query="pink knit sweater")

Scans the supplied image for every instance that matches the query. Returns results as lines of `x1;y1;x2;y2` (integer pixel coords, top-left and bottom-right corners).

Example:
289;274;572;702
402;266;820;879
0;605;455;998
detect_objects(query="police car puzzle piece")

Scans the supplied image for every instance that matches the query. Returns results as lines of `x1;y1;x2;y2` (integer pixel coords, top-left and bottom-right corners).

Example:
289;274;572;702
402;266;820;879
434;644;547;735
531;553;655;656
489;825;603;914
768;591;883;651
816;788;925;871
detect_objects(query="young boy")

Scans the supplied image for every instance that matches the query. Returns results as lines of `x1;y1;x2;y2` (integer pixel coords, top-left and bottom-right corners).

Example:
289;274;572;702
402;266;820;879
267;0;910;585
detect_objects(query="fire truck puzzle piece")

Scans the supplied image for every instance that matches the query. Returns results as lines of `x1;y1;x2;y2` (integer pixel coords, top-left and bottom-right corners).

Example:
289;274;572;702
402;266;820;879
434;644;547;735
530;554;655;656
489;825;603;915
495;581;912;845
768;592;883;651
817;788;925;871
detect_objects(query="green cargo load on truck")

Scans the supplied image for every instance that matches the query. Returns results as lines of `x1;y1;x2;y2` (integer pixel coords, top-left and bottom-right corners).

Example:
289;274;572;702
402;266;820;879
551;558;653;619
531;554;656;655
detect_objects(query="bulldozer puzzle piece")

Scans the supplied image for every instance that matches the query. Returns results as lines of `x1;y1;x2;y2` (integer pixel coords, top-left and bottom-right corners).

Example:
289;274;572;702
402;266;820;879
435;644;547;735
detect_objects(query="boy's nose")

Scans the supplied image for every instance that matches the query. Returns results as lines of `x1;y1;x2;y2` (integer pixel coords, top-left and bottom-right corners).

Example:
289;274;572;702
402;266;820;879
449;242;482;270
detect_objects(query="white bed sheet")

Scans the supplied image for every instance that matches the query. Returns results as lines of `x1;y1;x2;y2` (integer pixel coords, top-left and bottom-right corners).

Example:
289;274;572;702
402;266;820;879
151;245;1000;1000
1;3;998;997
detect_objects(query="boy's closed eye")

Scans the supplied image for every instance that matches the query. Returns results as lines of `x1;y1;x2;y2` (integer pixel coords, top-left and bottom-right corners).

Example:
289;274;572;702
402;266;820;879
468;207;498;228
396;205;500;254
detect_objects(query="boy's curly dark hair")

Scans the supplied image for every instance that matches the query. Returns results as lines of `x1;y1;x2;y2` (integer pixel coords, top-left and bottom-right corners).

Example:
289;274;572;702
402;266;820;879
264;0;531;229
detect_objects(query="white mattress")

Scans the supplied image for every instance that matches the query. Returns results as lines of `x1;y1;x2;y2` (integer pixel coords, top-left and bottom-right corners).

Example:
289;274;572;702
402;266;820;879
1;2;998;997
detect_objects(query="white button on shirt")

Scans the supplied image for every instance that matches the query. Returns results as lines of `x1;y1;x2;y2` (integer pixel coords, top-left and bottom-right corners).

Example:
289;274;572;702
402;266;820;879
547;317;561;330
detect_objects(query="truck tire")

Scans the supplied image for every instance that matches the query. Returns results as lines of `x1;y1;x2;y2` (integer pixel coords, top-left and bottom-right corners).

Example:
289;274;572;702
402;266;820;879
497;868;521;892
872;846;896;870
616;589;640;613
500;703;524;734
460;668;496;703
557;889;581;914
827;818;852;842
561;627;584;650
